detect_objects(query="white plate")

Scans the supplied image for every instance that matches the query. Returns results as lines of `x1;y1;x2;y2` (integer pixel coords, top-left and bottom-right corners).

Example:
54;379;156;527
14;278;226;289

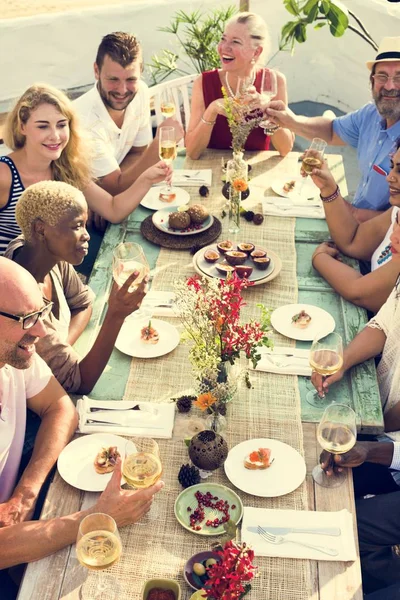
271;303;335;341
152;206;214;236
57;433;136;492
140;186;190;210
115;318;180;358
196;243;274;283
271;176;319;200
224;438;306;497
192;245;282;286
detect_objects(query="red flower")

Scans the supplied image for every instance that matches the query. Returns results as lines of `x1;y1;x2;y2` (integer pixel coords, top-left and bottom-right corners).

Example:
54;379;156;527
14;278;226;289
202;541;257;599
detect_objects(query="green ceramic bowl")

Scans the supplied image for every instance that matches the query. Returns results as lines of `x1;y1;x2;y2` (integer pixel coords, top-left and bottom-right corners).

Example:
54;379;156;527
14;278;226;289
141;578;181;600
174;483;243;536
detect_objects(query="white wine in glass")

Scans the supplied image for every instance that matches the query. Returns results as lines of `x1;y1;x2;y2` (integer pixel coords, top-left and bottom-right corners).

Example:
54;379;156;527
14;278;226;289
158;126;177;202
160;89;176;118
123;437;162;489
313;403;357;488
306;332;343;408
112;242;149;289
76;513;122;599
259;68;279;136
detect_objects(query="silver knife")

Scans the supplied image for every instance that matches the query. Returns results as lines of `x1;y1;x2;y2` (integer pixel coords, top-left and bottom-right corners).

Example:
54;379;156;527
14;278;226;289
87;419;164;429
247;526;341;536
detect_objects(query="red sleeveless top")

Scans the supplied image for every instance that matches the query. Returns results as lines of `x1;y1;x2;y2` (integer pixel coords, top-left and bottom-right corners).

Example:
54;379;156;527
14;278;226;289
202;69;271;151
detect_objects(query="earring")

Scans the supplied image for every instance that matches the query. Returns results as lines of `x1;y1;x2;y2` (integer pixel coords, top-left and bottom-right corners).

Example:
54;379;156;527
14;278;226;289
251;58;255;64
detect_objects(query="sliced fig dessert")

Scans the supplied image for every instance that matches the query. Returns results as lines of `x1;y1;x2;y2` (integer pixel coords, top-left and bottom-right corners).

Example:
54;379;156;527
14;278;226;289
215;263;236;275
235;265;253;279
224;251;247;266
204;249;219;263
253;257;271;270
250;249;267;260
237;242;255;255
217;240;234;254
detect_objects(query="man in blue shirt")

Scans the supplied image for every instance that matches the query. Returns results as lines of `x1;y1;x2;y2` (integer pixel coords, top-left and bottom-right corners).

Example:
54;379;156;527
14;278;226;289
267;36;400;222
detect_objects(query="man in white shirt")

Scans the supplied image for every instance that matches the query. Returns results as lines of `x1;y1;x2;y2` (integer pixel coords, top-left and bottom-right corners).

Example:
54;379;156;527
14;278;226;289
74;31;184;196
0;258;163;596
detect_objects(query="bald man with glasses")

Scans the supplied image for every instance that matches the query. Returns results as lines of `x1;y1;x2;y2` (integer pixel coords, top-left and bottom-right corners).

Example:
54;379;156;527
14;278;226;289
0;257;163;600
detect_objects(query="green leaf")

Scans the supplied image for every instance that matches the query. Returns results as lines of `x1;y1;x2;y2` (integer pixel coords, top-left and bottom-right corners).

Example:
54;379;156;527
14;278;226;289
283;0;301;16
305;4;319;23
294;22;307;43
327;3;349;37
314;22;327;29
320;0;331;15
303;0;319;17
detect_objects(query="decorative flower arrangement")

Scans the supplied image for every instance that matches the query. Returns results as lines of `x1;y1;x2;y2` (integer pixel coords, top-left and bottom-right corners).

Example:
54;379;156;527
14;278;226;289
174;274;272;414
202;540;257;599
221;86;264;154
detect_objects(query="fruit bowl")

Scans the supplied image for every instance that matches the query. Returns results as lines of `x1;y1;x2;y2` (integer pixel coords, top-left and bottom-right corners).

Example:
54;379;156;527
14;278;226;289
183;550;221;590
141;578;181;600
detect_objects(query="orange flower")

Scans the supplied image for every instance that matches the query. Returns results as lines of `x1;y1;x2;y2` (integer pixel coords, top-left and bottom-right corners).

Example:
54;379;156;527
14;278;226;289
194;392;217;411
215;315;225;333
232;178;248;192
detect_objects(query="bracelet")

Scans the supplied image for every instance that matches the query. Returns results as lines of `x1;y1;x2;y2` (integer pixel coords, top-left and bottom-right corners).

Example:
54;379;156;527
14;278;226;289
201;115;216;126
320;185;340;203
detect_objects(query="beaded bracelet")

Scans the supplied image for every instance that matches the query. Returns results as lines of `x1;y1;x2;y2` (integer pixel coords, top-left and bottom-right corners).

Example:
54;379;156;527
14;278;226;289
320;185;340;203
201;115;216;126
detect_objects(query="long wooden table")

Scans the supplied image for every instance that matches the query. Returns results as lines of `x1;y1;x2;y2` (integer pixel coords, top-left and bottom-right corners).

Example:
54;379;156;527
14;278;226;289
18;150;373;599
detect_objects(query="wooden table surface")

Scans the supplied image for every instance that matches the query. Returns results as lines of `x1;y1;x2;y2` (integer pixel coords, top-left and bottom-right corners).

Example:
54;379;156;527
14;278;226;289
18;150;369;599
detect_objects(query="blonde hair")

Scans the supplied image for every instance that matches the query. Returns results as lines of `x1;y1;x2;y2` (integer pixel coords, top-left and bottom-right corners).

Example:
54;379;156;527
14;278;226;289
225;12;270;64
16;180;87;242
4;84;91;190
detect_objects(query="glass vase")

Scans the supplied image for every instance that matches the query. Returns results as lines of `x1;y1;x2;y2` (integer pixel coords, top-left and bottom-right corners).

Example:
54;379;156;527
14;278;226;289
227;151;248;234
205;412;227;434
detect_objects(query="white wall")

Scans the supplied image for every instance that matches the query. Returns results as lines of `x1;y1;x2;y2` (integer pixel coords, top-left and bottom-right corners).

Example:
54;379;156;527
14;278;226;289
0;0;399;113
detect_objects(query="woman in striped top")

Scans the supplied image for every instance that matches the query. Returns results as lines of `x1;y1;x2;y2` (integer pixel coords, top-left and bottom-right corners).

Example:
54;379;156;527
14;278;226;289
0;84;171;254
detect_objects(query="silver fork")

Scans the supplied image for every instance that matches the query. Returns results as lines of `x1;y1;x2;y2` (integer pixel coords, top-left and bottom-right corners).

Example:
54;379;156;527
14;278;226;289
257;526;338;556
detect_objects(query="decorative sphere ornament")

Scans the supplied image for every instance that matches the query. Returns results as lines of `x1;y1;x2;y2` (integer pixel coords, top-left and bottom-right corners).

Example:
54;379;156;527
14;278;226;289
188;430;228;471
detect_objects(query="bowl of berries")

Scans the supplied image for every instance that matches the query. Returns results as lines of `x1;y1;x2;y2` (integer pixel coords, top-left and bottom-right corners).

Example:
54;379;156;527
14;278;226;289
183;550;221;590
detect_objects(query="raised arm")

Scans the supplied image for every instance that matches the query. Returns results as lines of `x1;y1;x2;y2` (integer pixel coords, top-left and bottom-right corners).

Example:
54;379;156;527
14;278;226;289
185;76;227;160
266;100;345;146
82;161;172;223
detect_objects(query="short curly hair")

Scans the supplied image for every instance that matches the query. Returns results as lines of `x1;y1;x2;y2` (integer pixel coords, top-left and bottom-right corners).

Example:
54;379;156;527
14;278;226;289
16;180;87;242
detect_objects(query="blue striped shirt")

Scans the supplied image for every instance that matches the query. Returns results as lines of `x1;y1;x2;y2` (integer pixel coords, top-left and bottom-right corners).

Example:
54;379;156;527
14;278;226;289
0;156;25;255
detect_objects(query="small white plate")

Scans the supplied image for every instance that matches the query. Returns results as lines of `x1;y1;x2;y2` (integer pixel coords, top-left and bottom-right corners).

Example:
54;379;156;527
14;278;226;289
271;303;335;341
57;433;136;492
224;438;306;497
115;318;180;358
152;206;214;236
271;176;319;200
140;186;190;210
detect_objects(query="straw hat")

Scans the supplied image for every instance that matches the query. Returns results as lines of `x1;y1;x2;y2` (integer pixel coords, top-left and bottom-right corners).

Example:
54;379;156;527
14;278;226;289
366;37;400;70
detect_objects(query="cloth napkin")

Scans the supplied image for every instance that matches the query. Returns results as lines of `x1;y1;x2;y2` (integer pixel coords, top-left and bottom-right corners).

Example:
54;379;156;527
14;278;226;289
242;507;357;562
251;347;312;376
77;397;176;438
262;197;325;219
154;169;212;187
141;290;177;318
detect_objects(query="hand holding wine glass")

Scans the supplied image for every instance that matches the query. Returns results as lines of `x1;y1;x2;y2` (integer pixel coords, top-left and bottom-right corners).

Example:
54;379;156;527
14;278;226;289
112;242;149;288
313;403;357;488
306;332;343;408
123;437;162;490
259;68;280;136
76;512;122;599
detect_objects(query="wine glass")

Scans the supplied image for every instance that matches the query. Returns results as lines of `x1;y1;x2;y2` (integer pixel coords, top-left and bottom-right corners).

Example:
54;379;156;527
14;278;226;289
122;437;162;490
259;68;279;136
306;331;343;408
76;513;122;599
299;137;327;197
313;403;357;488
160;88;176;119
158;126;177;202
112;242;149;289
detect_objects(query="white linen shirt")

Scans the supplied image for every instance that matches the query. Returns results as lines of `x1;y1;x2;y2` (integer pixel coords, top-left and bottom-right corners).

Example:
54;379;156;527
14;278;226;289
74;81;152;178
0;354;51;502
371;207;398;271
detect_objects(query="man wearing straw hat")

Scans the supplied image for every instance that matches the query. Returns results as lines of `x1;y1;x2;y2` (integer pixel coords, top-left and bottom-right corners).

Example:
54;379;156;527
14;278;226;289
267;37;400;222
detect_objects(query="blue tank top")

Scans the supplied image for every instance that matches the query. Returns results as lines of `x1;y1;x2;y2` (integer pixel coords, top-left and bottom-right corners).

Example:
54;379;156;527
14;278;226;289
0;156;25;255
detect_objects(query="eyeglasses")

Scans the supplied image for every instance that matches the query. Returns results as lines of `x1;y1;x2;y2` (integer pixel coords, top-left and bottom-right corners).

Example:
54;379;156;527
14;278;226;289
372;74;400;88
0;299;54;330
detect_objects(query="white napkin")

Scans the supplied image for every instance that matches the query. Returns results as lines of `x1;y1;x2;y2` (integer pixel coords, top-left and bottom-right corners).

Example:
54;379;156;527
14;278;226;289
242;507;357;562
154;169;212;187
77;397;176;439
141;291;177;318
262;198;325;219
251;347;312;376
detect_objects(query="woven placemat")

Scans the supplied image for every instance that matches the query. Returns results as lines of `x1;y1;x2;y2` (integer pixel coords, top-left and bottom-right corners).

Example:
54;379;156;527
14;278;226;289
140;215;222;249
119;151;314;599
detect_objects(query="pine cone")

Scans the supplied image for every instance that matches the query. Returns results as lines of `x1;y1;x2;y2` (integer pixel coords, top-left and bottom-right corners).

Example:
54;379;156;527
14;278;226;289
178;463;201;488
175;395;195;413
